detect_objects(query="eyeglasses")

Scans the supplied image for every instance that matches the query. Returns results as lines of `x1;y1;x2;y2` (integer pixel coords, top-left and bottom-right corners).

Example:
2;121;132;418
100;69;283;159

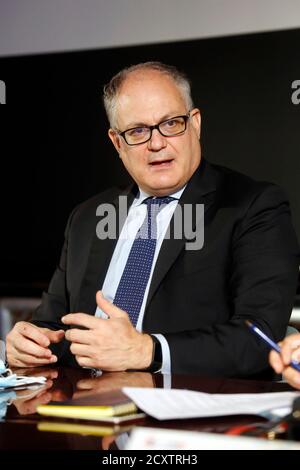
117;112;191;146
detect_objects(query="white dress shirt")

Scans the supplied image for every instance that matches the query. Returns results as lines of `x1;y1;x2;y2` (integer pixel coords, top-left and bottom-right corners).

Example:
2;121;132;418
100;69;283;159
95;186;185;374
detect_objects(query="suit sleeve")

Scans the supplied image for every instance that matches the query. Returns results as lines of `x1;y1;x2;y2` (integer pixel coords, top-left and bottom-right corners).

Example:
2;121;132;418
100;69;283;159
30;206;79;363
164;185;300;377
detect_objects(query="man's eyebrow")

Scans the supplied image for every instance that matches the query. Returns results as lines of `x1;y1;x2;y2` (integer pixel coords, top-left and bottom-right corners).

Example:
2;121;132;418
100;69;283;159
122;120;148;129
122;112;184;130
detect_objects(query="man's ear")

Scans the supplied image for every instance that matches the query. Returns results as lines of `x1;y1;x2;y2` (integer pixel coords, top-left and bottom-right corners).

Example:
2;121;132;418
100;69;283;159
108;128;122;154
191;108;201;139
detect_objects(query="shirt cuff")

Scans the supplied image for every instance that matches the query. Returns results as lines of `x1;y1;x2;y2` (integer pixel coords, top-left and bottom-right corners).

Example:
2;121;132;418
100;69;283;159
152;333;171;374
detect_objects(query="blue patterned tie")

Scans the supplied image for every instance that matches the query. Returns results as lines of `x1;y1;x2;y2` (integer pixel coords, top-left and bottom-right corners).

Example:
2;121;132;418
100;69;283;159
113;196;174;326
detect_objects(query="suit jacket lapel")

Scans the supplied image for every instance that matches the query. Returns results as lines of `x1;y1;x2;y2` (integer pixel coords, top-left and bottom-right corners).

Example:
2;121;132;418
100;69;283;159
145;159;221;311
77;185;137;314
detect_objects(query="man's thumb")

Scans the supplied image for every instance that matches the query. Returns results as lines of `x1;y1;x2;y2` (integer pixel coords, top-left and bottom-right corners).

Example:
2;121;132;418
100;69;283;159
96;290;127;319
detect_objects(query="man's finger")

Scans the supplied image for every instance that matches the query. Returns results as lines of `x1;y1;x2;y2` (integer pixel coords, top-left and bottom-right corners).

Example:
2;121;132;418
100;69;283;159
15;322;50;347
281;335;300;365
75;355;94;368
61;313;101;329
70;342;91;357
12;333;53;359
291;348;300;363
283;367;300;389
269;350;284;374
8;351;57;367
65;328;92;344
96;290;129;319
43;329;65;344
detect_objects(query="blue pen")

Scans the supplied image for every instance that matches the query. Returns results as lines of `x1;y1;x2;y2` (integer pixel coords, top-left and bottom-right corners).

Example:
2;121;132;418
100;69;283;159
245;320;300;373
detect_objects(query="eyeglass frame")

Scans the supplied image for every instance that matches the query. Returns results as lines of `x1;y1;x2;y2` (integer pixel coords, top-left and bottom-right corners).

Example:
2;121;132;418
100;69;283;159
115;111;192;146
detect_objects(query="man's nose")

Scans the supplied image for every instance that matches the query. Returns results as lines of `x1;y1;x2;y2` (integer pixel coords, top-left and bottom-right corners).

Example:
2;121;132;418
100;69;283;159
147;128;167;151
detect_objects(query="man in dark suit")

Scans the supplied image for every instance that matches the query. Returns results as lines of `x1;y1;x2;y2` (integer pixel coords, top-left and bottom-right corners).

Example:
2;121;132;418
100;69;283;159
6;62;300;377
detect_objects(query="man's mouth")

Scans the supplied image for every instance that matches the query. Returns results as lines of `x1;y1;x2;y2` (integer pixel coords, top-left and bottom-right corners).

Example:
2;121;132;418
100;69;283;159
149;158;174;167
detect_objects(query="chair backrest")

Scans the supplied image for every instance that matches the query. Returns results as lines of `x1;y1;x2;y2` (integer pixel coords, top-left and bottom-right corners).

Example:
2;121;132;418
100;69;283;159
0;297;40;340
286;325;299;337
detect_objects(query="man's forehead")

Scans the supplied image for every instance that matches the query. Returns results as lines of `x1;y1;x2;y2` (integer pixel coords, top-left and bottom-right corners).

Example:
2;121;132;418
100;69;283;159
115;72;186;126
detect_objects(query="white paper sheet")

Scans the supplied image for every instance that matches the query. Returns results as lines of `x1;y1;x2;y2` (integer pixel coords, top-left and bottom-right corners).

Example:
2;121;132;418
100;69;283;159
125;427;300;450
122;387;300;420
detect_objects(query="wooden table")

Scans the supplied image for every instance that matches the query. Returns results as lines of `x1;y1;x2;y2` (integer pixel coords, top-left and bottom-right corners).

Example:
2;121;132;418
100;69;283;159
0;366;294;450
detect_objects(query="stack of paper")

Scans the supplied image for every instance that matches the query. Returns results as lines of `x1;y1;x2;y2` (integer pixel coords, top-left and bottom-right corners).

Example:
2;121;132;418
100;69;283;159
122;387;300;420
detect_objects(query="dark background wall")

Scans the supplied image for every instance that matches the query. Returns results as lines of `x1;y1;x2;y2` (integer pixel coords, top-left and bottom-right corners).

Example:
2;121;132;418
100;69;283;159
0;28;299;295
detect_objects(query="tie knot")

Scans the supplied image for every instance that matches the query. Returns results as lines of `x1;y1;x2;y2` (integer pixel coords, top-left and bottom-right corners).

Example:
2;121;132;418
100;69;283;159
144;196;175;207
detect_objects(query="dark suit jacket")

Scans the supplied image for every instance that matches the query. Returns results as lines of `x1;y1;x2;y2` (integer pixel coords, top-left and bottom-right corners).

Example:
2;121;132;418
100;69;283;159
32;159;300;377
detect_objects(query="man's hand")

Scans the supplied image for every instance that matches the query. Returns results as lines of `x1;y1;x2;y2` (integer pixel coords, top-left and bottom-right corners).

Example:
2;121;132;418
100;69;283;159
73;371;154;398
6;321;65;368
62;291;153;371
269;333;300;389
12;367;70;415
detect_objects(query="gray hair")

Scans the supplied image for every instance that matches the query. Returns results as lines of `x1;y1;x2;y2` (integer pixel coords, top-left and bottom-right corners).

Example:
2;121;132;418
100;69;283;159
103;61;194;128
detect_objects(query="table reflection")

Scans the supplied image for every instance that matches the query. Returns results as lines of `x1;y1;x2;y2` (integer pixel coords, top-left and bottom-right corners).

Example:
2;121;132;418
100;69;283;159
10;366;153;416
